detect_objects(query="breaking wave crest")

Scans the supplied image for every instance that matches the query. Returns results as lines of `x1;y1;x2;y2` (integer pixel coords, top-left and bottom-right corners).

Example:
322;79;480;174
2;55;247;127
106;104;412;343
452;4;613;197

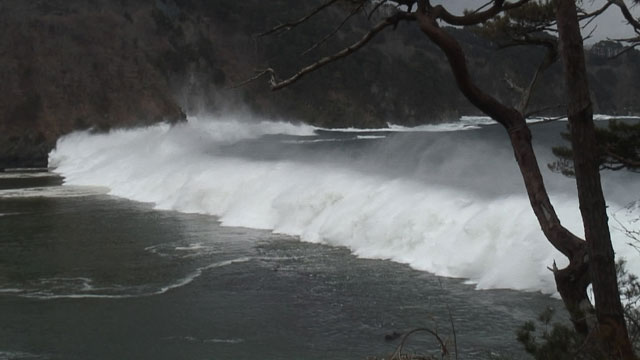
49;115;640;295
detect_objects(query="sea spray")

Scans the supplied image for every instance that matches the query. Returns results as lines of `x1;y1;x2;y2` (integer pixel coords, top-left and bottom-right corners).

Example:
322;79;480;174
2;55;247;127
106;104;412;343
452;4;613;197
49;115;640;295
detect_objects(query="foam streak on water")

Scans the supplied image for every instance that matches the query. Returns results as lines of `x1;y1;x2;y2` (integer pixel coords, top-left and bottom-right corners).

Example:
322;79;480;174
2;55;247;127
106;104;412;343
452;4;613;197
4;257;253;300
0;186;108;198
48;115;640;295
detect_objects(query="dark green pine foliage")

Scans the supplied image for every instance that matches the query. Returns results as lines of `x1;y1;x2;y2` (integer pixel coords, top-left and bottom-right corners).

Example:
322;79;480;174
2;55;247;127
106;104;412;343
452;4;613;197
476;0;556;41
516;307;588;360
549;120;640;176
517;260;640;359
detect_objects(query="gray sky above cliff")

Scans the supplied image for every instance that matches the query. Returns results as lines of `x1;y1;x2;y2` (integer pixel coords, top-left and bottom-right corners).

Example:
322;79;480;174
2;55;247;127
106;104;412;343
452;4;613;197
430;0;640;43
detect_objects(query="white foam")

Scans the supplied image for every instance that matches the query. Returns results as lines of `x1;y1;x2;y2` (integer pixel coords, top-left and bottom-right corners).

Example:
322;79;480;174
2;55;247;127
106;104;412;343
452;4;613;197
203;338;244;344
459;115;497;126
593;114;640;121
460;115;575;126
319;113;614;133
320;122;481;133
0;172;55;179
388;122;482;132
2;257;252;300
0;350;48;359
175;243;208;251
281;138;348;144
48;115;640;295
0;213;22;217
157;257;252;295
145;242;222;259
281;135;386;144
163;336;244;344
0;288;23;294
0;186;108;199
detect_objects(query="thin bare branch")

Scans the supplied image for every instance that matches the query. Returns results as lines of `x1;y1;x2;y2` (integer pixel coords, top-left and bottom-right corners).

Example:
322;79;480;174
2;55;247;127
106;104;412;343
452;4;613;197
271;12;414;90
578;1;614;21
258;0;340;37
368;0;391;19
468;0;494;16
611;34;640;42
504;74;525;94
518;64;543;113
390;327;448;360
582;24;598;42
612;213;640;254
302;1;367;56
610;0;640;31
437;278;459;360
610;41;640;58
505;0;612;33
227;68;277;89
428;0;531;27
581;12;599;30
525;105;566;119
604;148;640;168
526;39;558;113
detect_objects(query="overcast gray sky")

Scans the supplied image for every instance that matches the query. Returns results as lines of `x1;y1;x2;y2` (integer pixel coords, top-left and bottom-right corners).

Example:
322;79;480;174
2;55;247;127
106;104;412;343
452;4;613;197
430;0;640;44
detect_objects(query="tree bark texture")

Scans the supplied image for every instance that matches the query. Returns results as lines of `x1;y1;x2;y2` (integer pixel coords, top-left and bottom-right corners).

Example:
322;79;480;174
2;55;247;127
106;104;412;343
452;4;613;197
264;1;637;356
415;3;597;340
555;0;635;358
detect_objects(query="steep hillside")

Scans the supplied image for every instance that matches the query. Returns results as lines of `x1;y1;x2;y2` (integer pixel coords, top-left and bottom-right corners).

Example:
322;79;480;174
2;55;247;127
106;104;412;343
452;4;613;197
0;0;186;168
1;0;638;168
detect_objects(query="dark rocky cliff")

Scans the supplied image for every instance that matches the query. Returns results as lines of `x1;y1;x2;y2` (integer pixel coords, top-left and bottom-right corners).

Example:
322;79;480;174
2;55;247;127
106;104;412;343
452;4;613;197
1;0;639;169
0;1;188;168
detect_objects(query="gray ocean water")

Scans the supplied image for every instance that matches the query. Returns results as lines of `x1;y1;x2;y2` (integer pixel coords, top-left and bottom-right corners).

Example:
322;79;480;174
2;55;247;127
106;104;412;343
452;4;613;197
0;172;565;360
4;119;635;359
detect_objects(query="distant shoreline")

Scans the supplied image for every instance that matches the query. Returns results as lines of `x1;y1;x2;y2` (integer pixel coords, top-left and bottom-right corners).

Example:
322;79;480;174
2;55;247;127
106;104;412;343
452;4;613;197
0;168;50;173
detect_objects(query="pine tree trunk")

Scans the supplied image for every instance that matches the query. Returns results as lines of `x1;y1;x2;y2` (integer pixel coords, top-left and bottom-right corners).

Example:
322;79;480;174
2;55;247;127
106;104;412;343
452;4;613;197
555;0;635;358
414;6;595;337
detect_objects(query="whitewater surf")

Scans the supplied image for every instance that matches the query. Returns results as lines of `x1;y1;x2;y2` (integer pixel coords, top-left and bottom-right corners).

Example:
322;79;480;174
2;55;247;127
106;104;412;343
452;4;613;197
48;114;640;295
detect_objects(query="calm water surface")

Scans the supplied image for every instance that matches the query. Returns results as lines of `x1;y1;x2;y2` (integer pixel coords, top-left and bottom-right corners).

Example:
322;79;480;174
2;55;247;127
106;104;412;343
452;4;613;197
0;172;564;360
